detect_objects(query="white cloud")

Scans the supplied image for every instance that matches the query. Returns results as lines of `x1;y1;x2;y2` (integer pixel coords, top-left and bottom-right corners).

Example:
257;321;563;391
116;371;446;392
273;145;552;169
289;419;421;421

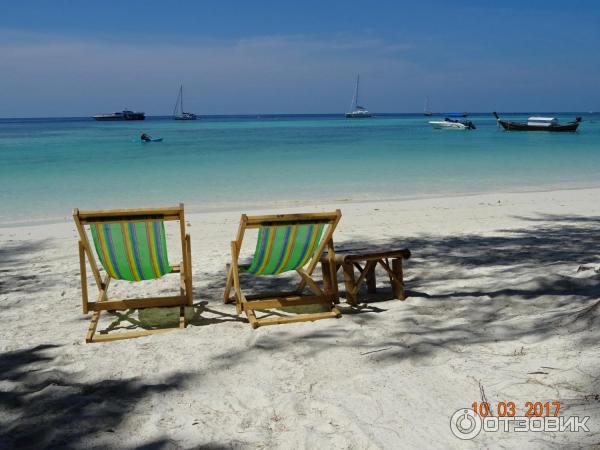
0;30;416;116
0;29;596;117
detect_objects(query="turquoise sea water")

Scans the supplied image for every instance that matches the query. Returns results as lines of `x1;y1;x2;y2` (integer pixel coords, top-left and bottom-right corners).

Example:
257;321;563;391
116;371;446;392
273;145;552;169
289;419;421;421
1;113;599;225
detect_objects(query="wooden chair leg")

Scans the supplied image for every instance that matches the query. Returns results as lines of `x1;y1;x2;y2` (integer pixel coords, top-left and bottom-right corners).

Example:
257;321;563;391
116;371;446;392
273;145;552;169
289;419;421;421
185;234;193;306
324;262;341;304
342;263;358;306
179;306;186;329
247;309;259;329
86;311;101;343
326;239;339;304
180;268;186;297
321;260;332;293
79;241;89;314
391;258;406;300
224;263;233;303
230;242;243;315
297;270;323;296
87;274;110;343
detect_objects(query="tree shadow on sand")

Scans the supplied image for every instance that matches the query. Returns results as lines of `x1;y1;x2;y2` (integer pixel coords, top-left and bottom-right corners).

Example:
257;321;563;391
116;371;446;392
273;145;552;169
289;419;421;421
0;344;195;450
3;214;600;447
331;214;600;363
202;212;600;324
77;300;246;340
0;239;53;296
200;213;600;416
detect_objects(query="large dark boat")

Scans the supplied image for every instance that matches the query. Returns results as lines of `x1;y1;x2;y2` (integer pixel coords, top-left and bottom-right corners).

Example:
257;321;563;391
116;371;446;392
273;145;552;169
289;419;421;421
93;110;145;121
493;112;581;132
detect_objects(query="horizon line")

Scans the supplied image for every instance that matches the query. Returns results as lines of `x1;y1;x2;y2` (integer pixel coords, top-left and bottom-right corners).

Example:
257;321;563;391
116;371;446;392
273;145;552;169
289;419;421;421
0;111;595;121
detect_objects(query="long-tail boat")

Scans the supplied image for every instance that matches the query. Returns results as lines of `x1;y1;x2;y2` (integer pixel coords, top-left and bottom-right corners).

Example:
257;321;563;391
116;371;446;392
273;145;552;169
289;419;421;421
493;112;581;132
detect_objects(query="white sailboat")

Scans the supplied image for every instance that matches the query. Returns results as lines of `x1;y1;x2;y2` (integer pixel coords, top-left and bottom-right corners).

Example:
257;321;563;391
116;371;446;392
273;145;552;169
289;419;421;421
424;97;432;116
345;74;372;118
173;85;197;120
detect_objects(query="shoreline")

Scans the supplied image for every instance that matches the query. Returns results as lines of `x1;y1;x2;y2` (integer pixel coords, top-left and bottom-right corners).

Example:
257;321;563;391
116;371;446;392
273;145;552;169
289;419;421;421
3;182;600;229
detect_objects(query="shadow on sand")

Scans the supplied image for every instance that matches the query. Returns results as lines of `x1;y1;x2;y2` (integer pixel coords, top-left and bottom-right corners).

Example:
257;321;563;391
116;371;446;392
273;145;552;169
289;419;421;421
0;344;202;449
200;213;600;409
0;239;52;296
2;214;600;446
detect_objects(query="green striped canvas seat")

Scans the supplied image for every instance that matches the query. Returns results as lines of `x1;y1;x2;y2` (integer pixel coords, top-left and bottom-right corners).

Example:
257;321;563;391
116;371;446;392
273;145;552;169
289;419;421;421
245;223;325;276
89;220;171;281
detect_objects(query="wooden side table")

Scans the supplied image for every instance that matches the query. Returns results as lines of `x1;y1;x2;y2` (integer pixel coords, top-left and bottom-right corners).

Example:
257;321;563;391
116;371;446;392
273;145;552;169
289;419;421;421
320;248;411;306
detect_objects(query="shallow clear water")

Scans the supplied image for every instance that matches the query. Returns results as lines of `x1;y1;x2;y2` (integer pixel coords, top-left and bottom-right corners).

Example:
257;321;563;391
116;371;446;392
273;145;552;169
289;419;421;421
1;113;599;224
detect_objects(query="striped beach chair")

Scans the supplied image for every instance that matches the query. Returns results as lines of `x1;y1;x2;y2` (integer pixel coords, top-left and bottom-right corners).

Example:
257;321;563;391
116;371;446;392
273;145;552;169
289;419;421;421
73;204;192;343
224;210;342;328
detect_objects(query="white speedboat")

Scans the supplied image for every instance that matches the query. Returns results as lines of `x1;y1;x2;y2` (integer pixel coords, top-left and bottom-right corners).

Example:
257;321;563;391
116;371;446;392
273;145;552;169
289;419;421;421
345;74;372;118
429;117;476;130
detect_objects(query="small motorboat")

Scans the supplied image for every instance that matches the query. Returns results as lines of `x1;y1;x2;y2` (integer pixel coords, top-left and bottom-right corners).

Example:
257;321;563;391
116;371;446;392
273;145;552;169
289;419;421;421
429;117;476;130
141;137;163;142
493;112;581;132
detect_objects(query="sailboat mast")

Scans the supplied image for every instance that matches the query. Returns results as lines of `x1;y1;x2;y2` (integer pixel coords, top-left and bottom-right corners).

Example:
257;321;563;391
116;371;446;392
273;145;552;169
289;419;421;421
180;85;184;113
350;74;359;111
355;74;360;108
173;87;181;116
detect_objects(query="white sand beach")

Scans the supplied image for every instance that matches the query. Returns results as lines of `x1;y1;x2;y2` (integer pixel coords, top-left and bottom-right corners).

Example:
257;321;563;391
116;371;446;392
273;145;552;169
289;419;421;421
1;187;599;449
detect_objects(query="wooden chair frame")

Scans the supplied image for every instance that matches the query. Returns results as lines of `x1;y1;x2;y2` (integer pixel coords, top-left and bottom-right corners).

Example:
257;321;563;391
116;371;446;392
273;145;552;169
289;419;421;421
224;210;342;328
73;204;193;343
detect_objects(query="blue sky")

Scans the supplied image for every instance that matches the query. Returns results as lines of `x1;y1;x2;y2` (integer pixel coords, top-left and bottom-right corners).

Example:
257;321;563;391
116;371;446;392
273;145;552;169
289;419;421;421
1;0;599;117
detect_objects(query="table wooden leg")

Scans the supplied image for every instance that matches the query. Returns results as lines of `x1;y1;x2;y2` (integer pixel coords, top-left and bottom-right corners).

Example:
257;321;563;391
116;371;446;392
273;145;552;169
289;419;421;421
342;263;358;306
366;262;377;294
391;258;406;300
